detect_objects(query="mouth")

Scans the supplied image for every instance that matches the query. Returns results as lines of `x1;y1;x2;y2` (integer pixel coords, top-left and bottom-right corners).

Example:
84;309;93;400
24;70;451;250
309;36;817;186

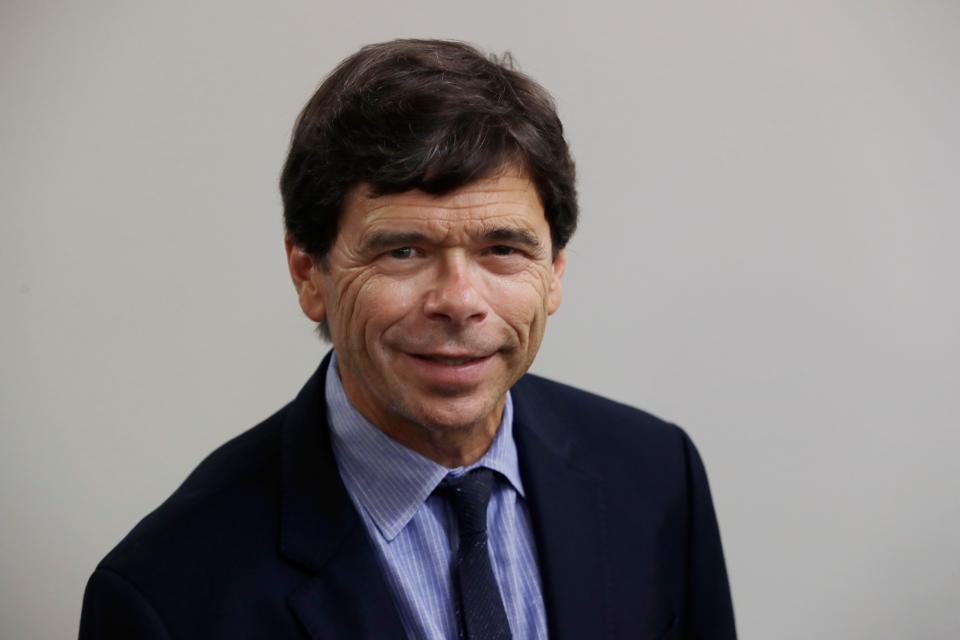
409;353;494;366
400;350;498;388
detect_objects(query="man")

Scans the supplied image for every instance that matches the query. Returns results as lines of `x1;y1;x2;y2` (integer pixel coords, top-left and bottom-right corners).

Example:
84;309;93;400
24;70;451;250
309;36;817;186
80;39;735;639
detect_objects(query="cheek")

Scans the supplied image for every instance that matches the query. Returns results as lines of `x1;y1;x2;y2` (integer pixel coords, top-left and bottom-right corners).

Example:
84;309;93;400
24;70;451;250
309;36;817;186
486;275;550;335
350;275;422;332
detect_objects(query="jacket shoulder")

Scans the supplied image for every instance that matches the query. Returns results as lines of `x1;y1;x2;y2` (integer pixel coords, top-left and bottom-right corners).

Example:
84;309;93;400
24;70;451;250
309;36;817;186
513;372;682;439
97;406;289;581
511;372;694;480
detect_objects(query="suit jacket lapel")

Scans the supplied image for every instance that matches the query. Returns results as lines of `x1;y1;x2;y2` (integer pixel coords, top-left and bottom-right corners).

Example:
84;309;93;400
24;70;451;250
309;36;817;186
279;355;407;640
513;379;612;640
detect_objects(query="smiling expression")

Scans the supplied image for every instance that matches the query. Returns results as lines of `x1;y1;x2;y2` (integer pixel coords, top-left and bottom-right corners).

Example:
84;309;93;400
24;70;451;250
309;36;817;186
287;168;565;463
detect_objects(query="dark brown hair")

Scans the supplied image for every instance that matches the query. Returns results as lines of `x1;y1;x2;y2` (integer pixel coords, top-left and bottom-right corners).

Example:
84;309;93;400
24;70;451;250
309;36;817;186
280;39;578;261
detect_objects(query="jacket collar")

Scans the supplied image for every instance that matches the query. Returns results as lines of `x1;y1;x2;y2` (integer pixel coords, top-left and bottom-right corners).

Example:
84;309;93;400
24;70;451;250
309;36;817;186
512;375;611;640
279;352;407;639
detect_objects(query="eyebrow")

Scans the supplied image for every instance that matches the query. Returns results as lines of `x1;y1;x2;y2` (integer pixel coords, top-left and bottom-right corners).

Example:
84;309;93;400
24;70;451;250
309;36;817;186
360;231;432;254
481;227;543;252
359;226;544;254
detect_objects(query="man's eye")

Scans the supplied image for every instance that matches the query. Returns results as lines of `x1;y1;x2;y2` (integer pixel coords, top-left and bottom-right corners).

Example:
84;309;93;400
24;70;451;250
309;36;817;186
489;245;516;256
389;247;416;259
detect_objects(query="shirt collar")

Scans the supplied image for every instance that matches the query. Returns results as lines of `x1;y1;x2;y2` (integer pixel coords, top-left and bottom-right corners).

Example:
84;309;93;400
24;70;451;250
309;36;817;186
324;351;525;541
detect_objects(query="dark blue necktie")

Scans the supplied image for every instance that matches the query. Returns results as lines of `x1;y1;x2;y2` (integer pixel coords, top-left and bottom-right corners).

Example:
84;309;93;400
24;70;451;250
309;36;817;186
440;468;513;640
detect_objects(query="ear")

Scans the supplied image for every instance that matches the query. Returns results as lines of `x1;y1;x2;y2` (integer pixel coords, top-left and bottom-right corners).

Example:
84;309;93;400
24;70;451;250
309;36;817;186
284;236;327;322
546;249;566;315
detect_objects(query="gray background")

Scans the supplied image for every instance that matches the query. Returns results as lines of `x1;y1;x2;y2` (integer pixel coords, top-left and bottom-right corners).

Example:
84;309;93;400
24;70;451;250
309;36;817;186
2;0;958;637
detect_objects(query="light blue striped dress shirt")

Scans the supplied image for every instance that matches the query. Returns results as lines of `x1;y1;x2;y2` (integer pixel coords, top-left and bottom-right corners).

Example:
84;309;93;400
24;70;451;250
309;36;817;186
325;353;549;640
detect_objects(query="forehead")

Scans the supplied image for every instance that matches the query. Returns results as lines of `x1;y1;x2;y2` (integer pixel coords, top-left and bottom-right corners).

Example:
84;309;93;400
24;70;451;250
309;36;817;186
339;171;547;238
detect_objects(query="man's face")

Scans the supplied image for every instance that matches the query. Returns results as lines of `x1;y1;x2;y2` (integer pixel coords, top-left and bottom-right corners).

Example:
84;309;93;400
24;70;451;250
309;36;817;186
287;168;565;445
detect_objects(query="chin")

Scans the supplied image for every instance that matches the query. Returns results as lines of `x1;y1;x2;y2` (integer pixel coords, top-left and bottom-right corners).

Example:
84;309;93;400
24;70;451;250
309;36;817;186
407;393;502;433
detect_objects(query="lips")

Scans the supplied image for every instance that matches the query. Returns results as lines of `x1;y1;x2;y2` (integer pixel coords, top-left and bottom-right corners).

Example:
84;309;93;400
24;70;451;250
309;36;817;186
400;350;497;388
410;353;492;366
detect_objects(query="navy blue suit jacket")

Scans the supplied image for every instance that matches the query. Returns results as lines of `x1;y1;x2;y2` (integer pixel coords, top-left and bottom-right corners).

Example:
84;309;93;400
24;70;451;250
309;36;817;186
80;354;736;639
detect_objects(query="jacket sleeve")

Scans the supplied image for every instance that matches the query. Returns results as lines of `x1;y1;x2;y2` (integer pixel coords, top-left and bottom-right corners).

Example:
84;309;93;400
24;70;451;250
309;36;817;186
79;567;171;640
680;429;737;639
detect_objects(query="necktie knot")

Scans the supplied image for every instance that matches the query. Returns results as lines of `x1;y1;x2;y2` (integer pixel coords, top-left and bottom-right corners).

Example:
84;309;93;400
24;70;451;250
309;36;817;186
439;468;495;537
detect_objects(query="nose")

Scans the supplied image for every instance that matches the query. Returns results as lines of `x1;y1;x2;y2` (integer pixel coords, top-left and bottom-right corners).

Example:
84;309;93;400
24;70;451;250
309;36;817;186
422;253;489;326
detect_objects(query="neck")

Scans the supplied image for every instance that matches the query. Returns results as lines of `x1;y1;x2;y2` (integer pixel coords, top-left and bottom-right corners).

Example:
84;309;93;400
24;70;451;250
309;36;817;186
335;361;504;468
376;412;502;468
